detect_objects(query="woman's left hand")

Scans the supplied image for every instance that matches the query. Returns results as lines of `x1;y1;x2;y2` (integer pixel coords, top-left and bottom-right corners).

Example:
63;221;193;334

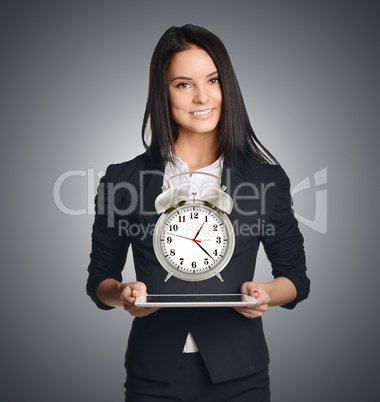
234;281;271;319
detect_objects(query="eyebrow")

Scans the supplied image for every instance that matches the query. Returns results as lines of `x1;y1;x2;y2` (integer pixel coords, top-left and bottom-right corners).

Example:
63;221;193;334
170;71;218;82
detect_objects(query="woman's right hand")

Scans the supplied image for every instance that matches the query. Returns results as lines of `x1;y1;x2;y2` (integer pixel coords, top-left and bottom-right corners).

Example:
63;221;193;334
119;281;161;317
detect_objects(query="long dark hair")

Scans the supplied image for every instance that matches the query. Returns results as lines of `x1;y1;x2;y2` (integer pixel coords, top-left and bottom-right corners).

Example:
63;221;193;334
141;24;278;169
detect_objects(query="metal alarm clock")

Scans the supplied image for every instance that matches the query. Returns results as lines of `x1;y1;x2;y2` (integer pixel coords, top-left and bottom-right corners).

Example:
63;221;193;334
153;171;235;282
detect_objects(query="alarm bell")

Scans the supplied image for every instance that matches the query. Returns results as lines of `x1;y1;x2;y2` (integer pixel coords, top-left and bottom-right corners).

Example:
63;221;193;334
155;187;189;214
154;171;233;215
199;186;233;214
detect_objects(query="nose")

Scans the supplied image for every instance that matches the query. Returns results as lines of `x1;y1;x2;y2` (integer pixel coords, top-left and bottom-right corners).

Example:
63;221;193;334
193;85;209;104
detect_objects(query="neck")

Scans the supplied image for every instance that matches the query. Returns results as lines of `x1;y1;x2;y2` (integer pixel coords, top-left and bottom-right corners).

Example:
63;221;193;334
173;132;219;171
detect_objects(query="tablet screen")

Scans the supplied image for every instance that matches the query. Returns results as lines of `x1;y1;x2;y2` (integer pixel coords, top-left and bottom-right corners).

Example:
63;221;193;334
135;293;257;307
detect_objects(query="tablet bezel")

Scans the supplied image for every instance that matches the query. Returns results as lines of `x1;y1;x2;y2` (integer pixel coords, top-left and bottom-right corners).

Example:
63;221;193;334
134;293;258;308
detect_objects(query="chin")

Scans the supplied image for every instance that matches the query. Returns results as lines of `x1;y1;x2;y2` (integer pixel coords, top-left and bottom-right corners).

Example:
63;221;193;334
190;128;218;136
191;123;219;134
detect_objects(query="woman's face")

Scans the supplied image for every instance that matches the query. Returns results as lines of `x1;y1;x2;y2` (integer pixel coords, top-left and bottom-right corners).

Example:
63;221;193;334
166;46;222;139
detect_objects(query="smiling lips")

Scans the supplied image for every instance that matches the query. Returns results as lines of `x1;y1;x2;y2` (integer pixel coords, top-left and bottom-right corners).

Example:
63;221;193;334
190;108;214;116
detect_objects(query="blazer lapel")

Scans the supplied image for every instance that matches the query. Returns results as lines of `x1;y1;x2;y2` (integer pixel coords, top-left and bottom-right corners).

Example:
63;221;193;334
139;155;165;227
221;164;255;226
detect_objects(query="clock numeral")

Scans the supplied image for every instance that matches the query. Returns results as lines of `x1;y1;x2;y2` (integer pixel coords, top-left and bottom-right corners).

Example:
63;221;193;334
213;249;218;256
212;224;218;231
216;237;221;244
178;216;185;222
204;216;208;222
192;261;197;268
166;237;172;244
170;249;175;256
190;212;199;219
204;258;209;265
179;258;184;266
169;224;178;231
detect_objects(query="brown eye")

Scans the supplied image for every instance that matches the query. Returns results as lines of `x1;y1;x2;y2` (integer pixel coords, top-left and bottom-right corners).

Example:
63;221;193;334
176;82;191;89
209;77;219;84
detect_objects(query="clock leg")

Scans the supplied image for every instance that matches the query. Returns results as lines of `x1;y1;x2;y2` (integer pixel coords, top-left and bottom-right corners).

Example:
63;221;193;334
215;272;224;282
164;272;173;282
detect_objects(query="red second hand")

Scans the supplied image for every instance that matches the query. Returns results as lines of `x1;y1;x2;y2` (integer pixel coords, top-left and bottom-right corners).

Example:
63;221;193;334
165;232;201;243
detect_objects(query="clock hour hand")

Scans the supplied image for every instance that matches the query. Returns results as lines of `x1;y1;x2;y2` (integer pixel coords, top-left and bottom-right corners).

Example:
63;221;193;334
194;241;215;261
193;222;205;241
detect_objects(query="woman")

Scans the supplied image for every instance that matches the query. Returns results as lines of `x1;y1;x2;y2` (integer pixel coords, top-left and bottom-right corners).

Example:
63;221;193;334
87;24;310;401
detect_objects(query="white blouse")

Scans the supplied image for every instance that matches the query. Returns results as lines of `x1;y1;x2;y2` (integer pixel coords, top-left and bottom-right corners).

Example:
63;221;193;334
164;154;224;353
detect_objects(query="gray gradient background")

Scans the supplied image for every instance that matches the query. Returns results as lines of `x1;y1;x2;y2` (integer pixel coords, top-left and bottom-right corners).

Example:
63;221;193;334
1;1;379;401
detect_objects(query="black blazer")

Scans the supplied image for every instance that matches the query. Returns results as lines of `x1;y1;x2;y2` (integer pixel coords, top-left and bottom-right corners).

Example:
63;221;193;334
86;151;310;384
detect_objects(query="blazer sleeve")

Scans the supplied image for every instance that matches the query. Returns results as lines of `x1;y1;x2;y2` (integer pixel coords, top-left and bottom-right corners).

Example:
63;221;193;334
86;166;131;310
259;167;310;309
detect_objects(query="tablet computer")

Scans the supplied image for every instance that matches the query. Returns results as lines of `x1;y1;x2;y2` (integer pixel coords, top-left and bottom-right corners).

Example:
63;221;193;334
134;293;258;308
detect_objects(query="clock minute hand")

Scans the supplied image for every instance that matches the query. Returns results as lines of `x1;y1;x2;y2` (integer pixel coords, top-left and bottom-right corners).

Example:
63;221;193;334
194;241;215;261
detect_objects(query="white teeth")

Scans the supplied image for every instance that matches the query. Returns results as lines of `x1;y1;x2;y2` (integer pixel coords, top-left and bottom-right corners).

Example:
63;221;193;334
192;109;213;116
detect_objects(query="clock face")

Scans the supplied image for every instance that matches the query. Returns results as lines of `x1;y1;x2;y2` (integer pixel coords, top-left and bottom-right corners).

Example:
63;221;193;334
154;202;235;281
